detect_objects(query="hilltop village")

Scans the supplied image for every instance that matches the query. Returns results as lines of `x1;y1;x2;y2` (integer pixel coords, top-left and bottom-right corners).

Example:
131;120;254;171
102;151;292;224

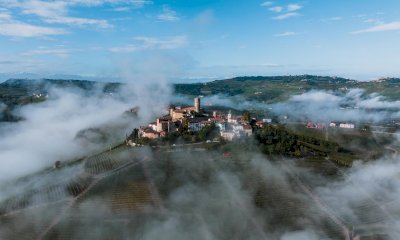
126;96;363;147
128;97;266;144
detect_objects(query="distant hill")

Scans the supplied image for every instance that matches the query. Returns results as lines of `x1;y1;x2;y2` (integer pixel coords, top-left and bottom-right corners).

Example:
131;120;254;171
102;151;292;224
0;78;121;102
0;79;121;121
1;75;400;117
175;75;400;102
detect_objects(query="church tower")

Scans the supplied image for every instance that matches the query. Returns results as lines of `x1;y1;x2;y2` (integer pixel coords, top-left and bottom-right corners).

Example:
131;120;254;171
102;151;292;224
194;97;200;113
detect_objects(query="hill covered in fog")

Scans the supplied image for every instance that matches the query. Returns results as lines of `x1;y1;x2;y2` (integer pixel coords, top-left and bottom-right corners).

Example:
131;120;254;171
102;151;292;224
175;75;400;102
1;75;400;121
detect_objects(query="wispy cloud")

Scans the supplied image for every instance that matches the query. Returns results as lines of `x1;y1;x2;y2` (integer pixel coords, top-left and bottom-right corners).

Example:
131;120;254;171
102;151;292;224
269;6;283;13
274;31;298;37
45;16;111;28
0;60;18;65
267;3;303;20
21;47;73;58
287;4;302;12
157;5;179;22
352;21;400;34
0;0;113;28
110;35;187;52
321;16;343;22
260;1;273;7
273;12;301;20
113;6;130;12
330;16;342;21
0;22;66;37
0;11;66;38
200;63;283;70
364;18;384;25
126;0;153;8
0;11;12;21
68;0;153;8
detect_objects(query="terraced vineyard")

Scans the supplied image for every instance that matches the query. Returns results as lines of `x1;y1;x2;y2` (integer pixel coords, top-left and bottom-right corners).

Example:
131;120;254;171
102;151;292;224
0;145;157;240
0;145;399;239
292;158;396;239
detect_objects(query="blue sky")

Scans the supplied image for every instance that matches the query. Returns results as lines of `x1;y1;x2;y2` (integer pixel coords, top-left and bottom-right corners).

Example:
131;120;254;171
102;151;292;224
0;0;400;82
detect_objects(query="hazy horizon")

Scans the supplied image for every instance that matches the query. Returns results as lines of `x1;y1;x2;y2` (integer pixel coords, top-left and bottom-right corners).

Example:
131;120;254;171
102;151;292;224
1;0;400;81
0;73;394;84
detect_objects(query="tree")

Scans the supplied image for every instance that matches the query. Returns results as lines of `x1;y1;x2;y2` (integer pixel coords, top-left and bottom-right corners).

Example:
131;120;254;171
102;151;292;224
243;112;251;122
198;123;217;141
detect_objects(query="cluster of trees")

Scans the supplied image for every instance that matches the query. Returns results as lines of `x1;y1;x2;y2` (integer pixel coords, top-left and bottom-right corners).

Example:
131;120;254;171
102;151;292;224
255;125;339;157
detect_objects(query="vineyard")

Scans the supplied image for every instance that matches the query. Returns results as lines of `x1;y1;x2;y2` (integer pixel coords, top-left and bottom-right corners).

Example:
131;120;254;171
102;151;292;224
0;145;162;240
0;145;398;239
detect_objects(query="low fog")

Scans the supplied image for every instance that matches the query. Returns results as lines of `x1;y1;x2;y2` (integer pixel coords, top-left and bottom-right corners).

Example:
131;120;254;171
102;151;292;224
273;89;400;122
2;144;400;239
0;87;131;182
0;57;174;183
1;71;400;239
181;88;400;123
138;150;400;239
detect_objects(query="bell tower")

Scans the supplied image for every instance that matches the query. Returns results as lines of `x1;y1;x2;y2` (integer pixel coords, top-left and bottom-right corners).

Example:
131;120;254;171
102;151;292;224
194;97;200;113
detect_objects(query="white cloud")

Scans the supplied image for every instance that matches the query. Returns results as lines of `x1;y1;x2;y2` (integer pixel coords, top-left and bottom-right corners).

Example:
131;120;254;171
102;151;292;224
328;16;342;21
0;0;151;29
273;12;301;20
0;21;66;38
0;11;12;21
0;6;67;37
274;31;298;37
21;48;73;58
69;0;153;8
321;17;343;22
0;86;142;181
109;45;138;53
134;36;187;50
364;18;384;25
45;16;111;28
291;91;341;102
352;21;400;34
260;1;273;7
269;6;283;13
266;3;303;20
287;4;302;12
110;35;187;53
19;0;68;19
129;0;153;8
113;6;130;12
157;5;179;22
0;0;112;28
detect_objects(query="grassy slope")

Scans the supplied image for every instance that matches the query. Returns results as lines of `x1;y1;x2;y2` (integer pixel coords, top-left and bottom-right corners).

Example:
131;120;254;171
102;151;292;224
0;79;121;121
175;75;400;102
2;75;400;105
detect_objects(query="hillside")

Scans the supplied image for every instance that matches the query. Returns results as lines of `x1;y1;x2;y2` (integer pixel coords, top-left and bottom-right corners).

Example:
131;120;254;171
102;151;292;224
2;75;400;111
0;79;121;102
0;79;121;121
175;75;400;102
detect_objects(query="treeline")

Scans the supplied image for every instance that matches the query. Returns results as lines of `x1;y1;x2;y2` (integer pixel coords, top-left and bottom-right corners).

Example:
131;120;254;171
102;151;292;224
174;75;354;97
254;125;340;158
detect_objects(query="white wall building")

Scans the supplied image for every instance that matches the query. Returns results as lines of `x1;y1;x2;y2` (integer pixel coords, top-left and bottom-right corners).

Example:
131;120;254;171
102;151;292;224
339;123;355;129
220;131;235;141
188;121;209;132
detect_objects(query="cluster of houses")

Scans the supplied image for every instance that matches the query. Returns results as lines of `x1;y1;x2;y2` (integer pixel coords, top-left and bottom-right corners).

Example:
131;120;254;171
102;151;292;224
132;96;360;144
306;121;355;129
31;92;48;99
137;97;267;141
